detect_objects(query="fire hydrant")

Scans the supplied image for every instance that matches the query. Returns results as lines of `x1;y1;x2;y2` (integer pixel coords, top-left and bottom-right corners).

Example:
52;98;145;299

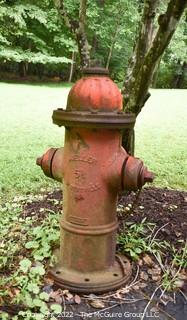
37;68;153;293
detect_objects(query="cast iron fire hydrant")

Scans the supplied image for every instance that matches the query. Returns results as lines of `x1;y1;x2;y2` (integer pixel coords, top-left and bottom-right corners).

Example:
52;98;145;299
37;68;153;293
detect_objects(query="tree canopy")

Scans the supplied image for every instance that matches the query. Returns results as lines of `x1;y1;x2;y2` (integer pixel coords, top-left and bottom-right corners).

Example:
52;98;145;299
0;0;186;87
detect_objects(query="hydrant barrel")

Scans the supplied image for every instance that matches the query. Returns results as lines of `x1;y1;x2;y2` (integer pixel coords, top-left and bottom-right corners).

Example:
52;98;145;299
37;67;154;293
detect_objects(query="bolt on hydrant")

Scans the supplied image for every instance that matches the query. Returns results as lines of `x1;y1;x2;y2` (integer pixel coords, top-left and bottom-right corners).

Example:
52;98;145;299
37;68;154;293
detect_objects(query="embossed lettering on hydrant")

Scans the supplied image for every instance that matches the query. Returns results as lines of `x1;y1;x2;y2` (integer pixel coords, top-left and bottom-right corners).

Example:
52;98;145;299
69;182;101;193
69;155;97;164
74;169;86;184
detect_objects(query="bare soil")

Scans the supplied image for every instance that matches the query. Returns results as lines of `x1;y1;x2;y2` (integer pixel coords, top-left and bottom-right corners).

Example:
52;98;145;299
24;187;187;249
118;187;187;248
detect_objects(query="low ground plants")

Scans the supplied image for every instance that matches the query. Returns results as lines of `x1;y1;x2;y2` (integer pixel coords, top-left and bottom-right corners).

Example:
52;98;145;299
0;195;61;319
1;193;186;319
118;218;170;260
118;218;187;292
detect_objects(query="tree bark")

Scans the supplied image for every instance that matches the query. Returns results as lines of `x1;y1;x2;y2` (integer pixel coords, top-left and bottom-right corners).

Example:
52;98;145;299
68;51;76;82
122;0;187;153
151;56;162;88
122;0;160;114
19;61;28;77
54;0;90;68
76;0;90;67
106;18;120;69
171;61;187;88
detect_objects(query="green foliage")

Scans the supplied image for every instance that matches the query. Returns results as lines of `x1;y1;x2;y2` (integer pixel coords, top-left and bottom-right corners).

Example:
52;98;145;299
25;214;59;261
118;219;187;282
161;242;187;291
0;0;186;83
0;196;60;317
0;1;73;66
156;13;187;88
118;218;169;260
86;0;140;78
0;47;71;64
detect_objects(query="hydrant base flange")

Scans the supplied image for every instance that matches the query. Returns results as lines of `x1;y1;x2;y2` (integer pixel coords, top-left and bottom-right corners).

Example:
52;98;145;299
49;251;132;293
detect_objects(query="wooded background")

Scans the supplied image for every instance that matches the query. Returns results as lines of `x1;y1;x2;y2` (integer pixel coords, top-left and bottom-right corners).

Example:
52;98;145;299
0;0;186;89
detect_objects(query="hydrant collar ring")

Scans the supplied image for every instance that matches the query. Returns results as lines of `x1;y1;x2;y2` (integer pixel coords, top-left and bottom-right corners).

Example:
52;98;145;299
52;109;136;129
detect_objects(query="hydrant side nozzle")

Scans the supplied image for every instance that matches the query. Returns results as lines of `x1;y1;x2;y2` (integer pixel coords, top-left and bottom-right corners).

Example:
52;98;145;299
36;156;42;166
122;156;154;191
141;167;154;184
36;147;64;182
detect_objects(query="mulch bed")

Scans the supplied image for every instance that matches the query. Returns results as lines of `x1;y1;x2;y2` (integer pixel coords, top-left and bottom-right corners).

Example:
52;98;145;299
118;187;187;247
20;187;187;319
1;187;187;319
24;187;187;249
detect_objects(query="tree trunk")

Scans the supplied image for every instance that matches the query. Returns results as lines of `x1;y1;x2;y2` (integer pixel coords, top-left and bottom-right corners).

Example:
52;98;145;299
106;20;120;69
177;62;187;88
171;61;187;88
19;61;27;77
151;56;162;88
55;0;90;68
68;51;76;82
76;0;90;67
122;0;187;154
122;129;135;156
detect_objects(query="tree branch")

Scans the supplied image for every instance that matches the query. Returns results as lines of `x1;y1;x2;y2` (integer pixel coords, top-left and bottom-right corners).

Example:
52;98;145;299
77;0;90;67
54;0;90;68
105;2;123;69
122;0;159;107
123;0;187;115
53;0;73;30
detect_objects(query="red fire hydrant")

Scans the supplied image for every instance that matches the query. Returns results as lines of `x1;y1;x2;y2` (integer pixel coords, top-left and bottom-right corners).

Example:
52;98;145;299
37;68;153;293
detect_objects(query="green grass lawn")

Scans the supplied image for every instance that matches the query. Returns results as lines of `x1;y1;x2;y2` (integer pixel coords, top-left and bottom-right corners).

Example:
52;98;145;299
0;83;187;200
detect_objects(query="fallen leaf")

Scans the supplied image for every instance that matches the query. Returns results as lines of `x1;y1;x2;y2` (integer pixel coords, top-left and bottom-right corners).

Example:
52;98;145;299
160;294;174;306
148;268;161;275
139;282;147;288
133;285;140;291
62;289;68;294
140;271;149;281
175;231;181;237
62;290;74;301
137;259;143;266
49;289;63;304
174;279;185;289
89;300;105;309
74;294;81;304
143;254;154;266
178;271;187;280
152;275;161;282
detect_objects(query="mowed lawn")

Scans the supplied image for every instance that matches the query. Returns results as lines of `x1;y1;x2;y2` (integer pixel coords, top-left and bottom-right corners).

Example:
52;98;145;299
0;82;187;200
